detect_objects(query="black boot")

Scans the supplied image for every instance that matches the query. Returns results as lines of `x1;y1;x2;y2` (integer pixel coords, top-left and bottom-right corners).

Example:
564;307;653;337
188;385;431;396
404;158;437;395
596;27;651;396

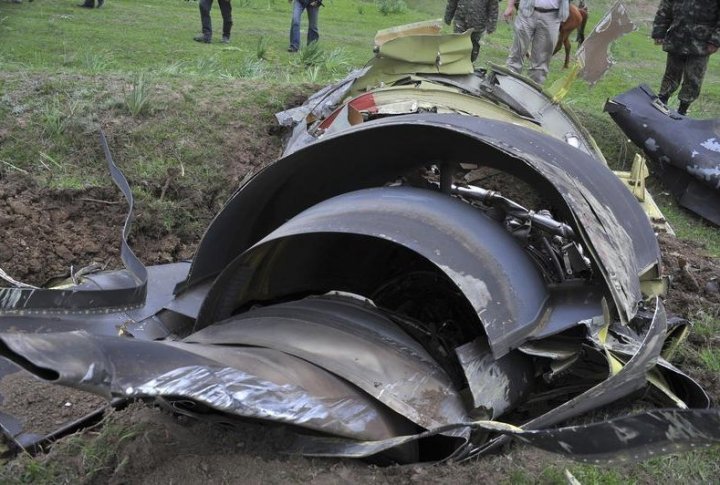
658;94;669;104
78;0;94;7
678;101;690;116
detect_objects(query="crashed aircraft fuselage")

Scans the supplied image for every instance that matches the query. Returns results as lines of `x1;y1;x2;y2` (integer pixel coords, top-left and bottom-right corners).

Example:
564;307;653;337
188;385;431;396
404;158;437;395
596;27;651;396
0;25;717;464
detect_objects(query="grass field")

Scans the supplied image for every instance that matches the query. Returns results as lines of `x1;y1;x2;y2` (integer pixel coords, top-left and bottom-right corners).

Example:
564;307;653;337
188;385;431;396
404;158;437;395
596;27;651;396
1;0;719;483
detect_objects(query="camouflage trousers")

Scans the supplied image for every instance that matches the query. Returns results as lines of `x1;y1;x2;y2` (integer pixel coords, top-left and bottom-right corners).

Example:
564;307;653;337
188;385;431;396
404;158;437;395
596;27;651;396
659;53;709;104
453;23;483;62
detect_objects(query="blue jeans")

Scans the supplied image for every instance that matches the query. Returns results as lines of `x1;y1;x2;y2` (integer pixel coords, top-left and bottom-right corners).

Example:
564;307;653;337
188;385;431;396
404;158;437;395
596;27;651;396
289;0;319;51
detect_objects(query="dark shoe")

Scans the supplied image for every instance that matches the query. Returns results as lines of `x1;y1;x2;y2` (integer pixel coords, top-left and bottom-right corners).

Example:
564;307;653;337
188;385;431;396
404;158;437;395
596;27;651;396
78;2;94;7
678;101;690;116
221;35;230;44
194;34;211;44
97;0;104;6
287;47;298;53
658;94;669;104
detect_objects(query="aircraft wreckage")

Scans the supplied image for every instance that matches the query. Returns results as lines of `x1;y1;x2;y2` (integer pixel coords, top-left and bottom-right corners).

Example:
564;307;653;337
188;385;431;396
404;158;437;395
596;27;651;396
0;23;719;464
607;85;720;226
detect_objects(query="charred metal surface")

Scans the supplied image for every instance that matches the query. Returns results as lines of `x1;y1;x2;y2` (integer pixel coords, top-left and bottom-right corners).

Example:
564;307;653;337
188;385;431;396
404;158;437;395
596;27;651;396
606;84;720;225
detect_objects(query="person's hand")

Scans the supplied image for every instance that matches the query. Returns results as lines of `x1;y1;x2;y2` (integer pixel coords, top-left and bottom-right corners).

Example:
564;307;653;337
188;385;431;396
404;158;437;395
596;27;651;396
503;5;515;21
708;43;719;54
654;38;663;45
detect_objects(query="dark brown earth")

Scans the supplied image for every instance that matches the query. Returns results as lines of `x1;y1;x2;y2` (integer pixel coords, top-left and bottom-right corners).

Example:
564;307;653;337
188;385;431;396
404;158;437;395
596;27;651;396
0;372;107;437
1;136;719;482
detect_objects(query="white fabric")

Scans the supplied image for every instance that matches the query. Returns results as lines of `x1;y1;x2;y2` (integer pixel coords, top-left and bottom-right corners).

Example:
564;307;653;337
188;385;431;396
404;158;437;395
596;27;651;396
534;0;560;9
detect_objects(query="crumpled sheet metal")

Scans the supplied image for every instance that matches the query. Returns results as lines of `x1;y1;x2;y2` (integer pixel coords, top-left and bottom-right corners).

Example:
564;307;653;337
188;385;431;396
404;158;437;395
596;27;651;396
455;339;533;419
4;295;719;463
606;84;720;225
187;296;468;433
184;114;660;328
0;132;147;314
196;187;589;357
0;329;417;443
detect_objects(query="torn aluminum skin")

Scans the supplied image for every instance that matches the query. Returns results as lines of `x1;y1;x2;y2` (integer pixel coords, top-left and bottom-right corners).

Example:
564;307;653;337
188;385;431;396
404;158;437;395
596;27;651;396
606;84;720;226
0;26;718;465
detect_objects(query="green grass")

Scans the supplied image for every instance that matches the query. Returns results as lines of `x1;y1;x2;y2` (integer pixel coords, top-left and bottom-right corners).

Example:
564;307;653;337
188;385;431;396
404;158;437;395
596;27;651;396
0;0;719;482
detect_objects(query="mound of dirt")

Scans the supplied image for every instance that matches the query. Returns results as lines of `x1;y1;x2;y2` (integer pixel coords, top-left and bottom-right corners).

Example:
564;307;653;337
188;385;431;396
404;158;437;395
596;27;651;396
659;233;720;318
0;178;200;287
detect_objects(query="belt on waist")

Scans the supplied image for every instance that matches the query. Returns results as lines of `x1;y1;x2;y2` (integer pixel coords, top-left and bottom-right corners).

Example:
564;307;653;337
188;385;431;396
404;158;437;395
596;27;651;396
534;7;559;12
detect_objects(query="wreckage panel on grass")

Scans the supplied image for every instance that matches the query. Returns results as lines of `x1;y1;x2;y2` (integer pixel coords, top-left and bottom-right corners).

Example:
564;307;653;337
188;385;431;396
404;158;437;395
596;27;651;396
606;84;720;225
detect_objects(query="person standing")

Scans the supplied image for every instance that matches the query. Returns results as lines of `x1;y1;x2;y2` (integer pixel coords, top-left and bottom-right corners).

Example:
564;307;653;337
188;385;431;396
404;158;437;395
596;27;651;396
193;0;233;44
288;0;320;53
444;0;499;62
503;0;570;84
652;0;720;115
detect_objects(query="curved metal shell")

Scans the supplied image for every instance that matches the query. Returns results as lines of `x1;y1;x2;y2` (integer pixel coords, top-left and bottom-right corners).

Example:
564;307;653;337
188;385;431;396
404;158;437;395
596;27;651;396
196;187;602;356
183;114;660;325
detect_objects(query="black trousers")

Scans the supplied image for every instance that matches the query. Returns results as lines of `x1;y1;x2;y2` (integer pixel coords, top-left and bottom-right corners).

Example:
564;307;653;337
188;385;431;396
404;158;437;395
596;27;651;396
200;0;232;38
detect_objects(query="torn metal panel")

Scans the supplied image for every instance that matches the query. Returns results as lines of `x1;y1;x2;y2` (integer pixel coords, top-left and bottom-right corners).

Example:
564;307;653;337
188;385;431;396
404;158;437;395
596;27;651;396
465;298;668;458
286;408;720;463
606;84;720;225
575;1;637;85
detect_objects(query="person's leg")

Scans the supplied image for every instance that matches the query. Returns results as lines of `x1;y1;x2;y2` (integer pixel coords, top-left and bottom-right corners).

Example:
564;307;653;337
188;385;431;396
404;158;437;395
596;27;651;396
219;0;232;40
198;0;213;40
507;14;535;75
677;54;709;115
289;0;303;51
528;11;561;84
470;31;483;62
307;3;319;45
658;53;684;103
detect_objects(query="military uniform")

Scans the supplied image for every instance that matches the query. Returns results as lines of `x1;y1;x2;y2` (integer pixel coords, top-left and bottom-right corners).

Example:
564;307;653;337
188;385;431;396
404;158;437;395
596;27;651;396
652;0;720;114
444;0;499;62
